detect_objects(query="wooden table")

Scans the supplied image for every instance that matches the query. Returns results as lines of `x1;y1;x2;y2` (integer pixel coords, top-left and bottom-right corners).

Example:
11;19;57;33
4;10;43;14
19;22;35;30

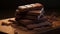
0;17;60;34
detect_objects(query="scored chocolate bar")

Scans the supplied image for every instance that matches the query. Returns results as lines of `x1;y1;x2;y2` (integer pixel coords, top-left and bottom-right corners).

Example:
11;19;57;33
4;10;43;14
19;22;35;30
17;19;34;25
15;3;52;29
15;3;44;20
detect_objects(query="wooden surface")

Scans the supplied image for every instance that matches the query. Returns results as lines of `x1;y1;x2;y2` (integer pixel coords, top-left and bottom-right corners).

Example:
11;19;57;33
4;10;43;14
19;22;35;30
0;18;15;34
0;16;60;34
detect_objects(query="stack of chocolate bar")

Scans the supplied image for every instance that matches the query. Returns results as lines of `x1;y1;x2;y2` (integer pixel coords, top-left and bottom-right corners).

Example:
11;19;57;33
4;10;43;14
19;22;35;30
15;3;52;30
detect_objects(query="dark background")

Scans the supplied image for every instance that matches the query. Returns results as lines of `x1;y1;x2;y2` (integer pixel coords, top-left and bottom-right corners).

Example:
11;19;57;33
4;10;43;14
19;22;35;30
0;0;60;19
0;0;60;9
